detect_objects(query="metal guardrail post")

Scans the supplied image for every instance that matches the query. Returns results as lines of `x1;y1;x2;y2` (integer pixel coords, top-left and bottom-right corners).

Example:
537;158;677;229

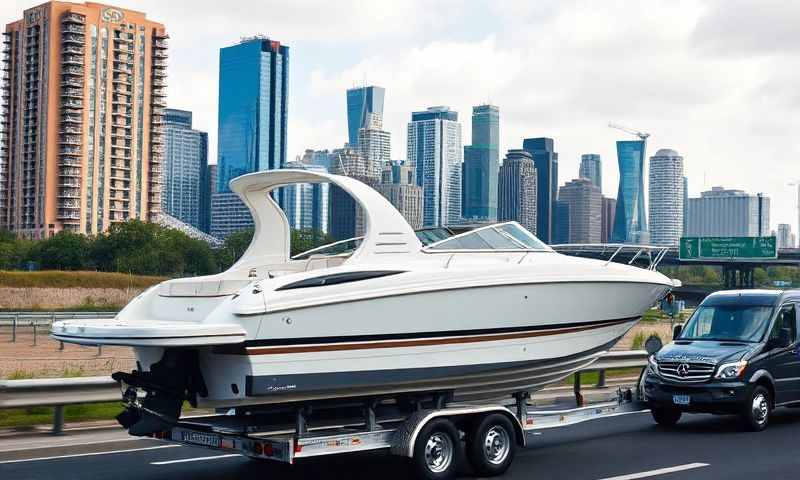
97;345;102;356
596;369;607;388
12;314;17;342
53;405;65;435
573;372;583;406
33;322;37;346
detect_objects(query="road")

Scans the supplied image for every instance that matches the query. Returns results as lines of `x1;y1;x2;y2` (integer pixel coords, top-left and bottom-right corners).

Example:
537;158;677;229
3;408;800;479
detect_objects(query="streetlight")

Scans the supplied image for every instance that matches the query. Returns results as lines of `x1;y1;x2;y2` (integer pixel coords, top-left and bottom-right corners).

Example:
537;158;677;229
787;182;800;247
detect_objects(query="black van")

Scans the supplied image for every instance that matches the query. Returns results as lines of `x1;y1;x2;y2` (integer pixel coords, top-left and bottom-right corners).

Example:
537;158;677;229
643;289;800;431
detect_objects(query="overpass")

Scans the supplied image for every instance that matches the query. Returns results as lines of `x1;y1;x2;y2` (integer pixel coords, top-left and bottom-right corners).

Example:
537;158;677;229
552;244;800;289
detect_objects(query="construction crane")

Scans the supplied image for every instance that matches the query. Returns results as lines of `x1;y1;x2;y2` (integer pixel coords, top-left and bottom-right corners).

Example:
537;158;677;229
608;122;650;141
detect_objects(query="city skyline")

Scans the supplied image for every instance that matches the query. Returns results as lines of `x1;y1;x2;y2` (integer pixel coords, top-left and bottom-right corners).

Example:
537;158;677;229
2;0;798;234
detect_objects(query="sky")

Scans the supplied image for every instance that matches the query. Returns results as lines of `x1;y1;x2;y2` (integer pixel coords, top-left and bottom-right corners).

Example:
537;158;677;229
6;0;800;234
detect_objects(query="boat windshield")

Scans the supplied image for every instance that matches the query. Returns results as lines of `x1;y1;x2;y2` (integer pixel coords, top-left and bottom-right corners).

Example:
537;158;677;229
678;304;775;343
291;227;457;260
424;222;550;252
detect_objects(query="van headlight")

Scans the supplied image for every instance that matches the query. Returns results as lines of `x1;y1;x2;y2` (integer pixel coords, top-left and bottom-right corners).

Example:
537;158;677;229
648;355;660;376
714;360;747;380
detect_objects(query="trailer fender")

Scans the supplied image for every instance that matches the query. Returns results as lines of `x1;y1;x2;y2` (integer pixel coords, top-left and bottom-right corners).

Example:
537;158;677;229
390;406;525;458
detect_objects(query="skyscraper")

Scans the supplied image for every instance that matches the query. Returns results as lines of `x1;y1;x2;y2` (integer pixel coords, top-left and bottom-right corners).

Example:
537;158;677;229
0;2;167;237
346;85;384;148
357;113;390;177
522;138;558;243
558;178;602;244
601;197;616;244
462;104;499;221
579;154;602;191
162;109;207;230
685;187;770;237
497;149;536;235
553;200;570;244
377;162;422;229
200;163;216;233
611;140;647;243
777;223;794;249
407;106;462;227
211;36;288;239
282;161;329;234
328;145;377;240
648;148;684;245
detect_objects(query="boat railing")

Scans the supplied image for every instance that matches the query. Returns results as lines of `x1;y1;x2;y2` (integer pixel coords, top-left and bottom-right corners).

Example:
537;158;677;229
551;243;673;271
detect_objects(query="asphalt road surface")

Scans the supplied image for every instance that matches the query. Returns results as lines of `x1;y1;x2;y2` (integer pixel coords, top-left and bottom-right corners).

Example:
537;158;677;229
4;408;800;480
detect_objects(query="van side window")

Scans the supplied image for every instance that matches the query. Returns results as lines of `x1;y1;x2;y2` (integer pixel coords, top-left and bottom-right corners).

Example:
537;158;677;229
768;304;797;344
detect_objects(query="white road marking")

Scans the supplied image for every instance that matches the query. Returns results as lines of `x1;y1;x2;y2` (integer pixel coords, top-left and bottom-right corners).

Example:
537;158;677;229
597;463;710;480
151;453;242;465
0;444;181;464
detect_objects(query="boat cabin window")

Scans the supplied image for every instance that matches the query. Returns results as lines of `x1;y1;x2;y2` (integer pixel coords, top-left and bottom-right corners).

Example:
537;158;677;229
276;270;405;291
425;222;550;251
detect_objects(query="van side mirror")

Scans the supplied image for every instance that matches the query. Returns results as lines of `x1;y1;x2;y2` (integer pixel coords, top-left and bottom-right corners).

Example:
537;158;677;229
767;328;792;350
672;324;683;340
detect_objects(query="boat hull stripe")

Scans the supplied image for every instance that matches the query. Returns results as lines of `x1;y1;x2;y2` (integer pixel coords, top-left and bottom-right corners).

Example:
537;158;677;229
222;316;636;355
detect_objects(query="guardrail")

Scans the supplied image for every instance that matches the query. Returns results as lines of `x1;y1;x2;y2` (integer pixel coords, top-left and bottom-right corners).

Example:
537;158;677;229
0;351;649;435
0;311;117;349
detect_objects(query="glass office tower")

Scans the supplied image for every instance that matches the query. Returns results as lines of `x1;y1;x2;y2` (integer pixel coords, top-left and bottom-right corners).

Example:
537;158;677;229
611;140;647;243
522;138;558;244
462;104;499;221
211;36;288;239
216;36;288;193
346;86;384;148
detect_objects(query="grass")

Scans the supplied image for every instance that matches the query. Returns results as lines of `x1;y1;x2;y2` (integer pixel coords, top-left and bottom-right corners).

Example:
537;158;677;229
563;367;643;386
0;402;124;429
0;270;166;289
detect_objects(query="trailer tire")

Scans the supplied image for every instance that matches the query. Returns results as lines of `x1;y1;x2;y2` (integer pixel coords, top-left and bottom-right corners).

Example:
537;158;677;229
466;413;516;477
412;418;460;480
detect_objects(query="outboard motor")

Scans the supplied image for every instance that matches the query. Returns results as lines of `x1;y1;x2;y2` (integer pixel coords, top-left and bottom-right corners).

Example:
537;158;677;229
112;349;207;436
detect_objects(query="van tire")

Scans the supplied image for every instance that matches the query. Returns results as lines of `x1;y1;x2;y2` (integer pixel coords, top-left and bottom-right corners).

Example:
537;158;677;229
651;406;681;427
741;385;770;432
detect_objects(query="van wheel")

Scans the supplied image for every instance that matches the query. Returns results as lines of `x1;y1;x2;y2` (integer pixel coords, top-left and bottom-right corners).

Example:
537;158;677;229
412;418;460;480
650;406;681;427
466;413;516;477
741;385;770;432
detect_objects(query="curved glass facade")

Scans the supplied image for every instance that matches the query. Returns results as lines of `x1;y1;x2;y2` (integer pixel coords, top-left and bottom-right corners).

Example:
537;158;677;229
217;38;288;193
611;140;647;243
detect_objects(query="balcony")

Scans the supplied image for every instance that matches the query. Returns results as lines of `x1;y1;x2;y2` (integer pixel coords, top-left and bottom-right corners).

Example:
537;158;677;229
62;45;83;55
60;99;83;109
150;135;163;145
150;116;164;125
151;69;166;78
112;65;132;75
112;84;131;95
61;88;83;99
113;34;133;44
60;125;81;135
153;39;168;49
113;161;131;170
151;97;166;107
59;135;81;144
61;112;81;124
111;130;131;139
57;210;81;220
61;13;85;24
61;79;83;88
57;187;81;198
61;34;85;45
58;179;80;188
152;58;167;67
62;25;85;35
151;88;166;98
112;76;132;86
61;65;83;76
59;157;81;167
112;109;132;118
151;79;166;87
60;146;81;155
59;167;81;177
57;199;79;209
61;55;83;66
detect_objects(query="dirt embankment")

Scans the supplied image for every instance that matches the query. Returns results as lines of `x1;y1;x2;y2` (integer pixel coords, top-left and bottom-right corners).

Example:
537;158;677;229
0;287;142;310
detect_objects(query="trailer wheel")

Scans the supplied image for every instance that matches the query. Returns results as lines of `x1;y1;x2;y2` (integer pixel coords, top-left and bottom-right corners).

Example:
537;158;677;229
412;418;460;480
466;413;516;477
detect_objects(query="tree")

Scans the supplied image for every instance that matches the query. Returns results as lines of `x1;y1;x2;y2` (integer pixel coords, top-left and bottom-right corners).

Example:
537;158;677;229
34;231;89;270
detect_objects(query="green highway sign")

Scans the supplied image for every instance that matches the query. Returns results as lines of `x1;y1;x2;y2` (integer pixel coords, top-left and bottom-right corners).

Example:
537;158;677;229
679;236;777;260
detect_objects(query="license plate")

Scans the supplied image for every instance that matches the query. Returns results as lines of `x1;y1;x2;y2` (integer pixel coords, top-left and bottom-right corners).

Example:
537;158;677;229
672;394;690;405
181;431;221;448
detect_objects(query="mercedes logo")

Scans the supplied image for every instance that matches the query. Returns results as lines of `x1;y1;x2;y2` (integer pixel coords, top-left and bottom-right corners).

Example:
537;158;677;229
677;363;690;377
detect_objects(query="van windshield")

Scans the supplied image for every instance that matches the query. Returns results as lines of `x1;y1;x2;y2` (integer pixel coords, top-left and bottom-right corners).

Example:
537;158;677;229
678;305;774;343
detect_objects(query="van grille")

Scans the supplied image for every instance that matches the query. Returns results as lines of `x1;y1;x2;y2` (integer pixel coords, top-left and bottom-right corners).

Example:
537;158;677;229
657;361;715;383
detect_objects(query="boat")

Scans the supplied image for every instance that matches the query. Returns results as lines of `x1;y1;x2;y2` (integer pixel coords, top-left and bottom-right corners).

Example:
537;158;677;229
51;169;676;436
